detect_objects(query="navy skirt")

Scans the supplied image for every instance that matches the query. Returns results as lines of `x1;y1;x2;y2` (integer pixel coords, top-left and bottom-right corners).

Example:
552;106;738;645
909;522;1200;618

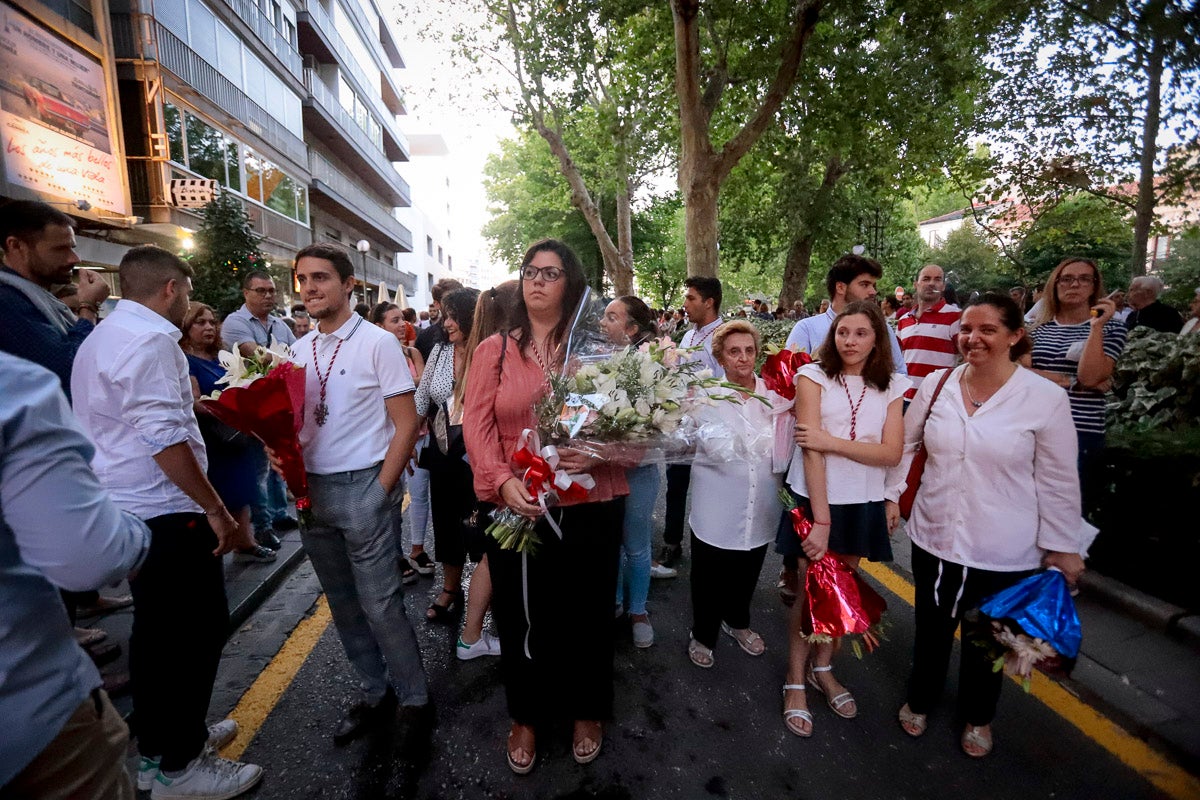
774;487;893;562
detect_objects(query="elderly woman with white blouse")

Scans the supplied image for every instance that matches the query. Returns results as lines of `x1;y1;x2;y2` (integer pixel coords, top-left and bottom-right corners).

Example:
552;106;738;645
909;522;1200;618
885;293;1086;759
686;320;791;669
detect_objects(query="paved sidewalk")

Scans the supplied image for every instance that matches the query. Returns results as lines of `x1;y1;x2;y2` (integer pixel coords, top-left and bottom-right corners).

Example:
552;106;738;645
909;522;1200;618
888;537;1200;774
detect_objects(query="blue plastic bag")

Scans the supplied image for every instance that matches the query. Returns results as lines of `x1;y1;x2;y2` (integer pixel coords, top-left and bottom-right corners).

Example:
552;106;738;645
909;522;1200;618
979;569;1082;659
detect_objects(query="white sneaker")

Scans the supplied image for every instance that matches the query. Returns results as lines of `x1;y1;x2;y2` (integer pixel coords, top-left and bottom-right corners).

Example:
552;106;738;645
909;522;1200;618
456;631;501;661
137;721;239;790
206;719;239;750
137;756;161;791
631;617;655;648
650;563;678;579
150;749;262;800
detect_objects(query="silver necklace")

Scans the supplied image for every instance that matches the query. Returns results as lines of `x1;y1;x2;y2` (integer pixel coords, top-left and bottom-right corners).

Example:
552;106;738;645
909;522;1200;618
963;379;984;409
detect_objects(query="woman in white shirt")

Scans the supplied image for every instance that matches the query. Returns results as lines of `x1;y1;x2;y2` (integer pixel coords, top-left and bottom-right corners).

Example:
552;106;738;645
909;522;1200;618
780;300;908;737
686;321;790;669
884;293;1086;758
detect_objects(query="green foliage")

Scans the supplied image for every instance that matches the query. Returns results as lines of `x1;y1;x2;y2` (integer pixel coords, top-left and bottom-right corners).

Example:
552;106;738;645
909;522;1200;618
1156;228;1200;308
924;219;1010;297
1107;327;1200;432
1015;194;1134;291
631;198;688;310
188;191;265;318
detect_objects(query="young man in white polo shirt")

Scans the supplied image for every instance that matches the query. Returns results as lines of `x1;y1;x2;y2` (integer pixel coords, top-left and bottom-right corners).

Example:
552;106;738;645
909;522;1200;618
289;242;427;744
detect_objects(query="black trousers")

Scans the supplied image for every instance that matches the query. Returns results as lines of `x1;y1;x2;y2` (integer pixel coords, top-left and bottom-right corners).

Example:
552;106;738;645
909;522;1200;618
426;449;477;568
689;532;768;650
663;464;691;547
485;499;623;725
907;542;1035;726
129;513;229;770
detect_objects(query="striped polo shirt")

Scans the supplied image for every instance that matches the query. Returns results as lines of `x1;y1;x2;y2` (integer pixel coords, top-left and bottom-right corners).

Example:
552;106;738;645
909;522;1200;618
896;300;961;398
1029;319;1127;436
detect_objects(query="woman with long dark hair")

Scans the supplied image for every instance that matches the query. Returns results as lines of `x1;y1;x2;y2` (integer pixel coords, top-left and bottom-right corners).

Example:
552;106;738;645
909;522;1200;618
599;295;660;648
463;240;628;774
779;300;907;737
414;288;481;621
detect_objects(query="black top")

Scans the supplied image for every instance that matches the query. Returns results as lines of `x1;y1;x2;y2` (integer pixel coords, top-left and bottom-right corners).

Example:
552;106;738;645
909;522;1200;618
1128;301;1183;334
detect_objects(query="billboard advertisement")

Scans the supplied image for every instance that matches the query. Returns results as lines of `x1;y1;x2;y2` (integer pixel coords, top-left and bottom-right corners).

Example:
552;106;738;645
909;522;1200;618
0;3;126;213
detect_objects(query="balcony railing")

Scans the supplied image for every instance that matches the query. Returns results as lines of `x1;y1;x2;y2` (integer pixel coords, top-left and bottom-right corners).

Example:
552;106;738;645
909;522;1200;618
115;16;308;168
303;67;410;202
212;0;303;79
309;150;412;252
298;0;408;158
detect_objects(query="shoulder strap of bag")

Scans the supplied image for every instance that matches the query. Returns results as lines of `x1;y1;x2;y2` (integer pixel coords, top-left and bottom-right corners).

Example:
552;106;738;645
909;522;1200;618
916;368;954;442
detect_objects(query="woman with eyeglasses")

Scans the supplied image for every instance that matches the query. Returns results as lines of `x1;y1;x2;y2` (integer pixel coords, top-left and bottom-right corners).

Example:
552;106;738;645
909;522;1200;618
1024;257;1127;510
463;240;629;774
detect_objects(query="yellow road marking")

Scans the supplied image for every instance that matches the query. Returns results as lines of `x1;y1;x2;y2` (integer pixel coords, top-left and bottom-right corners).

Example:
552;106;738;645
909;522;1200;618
860;561;1200;800
219;493;411;760
220;596;332;761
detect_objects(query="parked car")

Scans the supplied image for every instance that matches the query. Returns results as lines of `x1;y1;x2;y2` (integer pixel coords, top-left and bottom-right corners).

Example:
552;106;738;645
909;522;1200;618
23;77;90;137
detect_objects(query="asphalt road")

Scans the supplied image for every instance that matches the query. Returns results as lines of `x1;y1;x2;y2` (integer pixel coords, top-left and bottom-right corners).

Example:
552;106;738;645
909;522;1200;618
224;548;1168;800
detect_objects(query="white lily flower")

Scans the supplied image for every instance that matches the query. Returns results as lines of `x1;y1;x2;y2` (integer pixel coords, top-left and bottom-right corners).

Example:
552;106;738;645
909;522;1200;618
215;350;248;386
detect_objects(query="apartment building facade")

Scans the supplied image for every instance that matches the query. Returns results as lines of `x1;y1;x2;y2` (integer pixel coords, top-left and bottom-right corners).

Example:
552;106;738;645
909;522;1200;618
0;0;418;306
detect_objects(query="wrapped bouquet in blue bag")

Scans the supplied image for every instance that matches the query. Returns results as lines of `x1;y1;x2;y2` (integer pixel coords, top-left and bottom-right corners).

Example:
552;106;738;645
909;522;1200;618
976;568;1082;691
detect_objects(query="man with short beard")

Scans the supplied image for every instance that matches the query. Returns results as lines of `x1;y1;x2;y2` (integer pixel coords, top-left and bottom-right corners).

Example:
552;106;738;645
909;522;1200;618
0;200;109;400
72;245;263;800
897;264;961;400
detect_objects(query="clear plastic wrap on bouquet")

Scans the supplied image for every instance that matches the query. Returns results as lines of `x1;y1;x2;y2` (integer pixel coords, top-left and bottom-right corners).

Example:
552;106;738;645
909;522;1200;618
533;287;775;467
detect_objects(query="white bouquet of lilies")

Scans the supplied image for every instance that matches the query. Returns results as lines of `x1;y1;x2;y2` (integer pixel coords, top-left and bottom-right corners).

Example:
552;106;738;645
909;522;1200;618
206;337;294;398
537;336;762;456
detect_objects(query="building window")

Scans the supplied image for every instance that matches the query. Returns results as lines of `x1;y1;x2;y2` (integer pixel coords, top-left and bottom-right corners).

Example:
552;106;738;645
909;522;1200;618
426;236;433;257
447;256;453;271
164;103;185;164
437;246;443;265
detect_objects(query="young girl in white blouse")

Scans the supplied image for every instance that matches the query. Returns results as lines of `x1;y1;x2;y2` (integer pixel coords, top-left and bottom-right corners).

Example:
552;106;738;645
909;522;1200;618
778;300;908;738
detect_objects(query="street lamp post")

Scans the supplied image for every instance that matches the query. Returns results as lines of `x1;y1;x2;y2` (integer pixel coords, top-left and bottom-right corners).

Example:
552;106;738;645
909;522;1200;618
355;239;370;305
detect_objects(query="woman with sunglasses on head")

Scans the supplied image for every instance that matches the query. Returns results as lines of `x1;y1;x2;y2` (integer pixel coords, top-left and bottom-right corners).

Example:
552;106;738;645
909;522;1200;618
1024;258;1127;511
463;240;628;774
885;293;1086;757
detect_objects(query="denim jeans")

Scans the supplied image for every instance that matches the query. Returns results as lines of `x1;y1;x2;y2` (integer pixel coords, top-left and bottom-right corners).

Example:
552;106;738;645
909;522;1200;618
250;445;290;530
616;464;659;616
405;437;432;552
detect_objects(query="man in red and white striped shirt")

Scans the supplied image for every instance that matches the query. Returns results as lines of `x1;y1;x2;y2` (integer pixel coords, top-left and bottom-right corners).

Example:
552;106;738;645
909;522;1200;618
897;264;961;400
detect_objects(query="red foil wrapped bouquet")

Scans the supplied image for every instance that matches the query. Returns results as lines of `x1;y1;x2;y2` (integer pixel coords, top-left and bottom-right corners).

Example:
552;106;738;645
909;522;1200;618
779;489;888;657
198;344;310;517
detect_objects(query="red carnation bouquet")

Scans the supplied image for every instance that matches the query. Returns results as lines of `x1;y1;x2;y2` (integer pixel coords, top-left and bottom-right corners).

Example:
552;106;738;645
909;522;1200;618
779;489;888;658
198;341;310;519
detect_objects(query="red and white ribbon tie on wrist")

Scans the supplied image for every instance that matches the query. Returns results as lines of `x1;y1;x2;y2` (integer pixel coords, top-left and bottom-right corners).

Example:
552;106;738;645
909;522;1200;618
512;428;595;538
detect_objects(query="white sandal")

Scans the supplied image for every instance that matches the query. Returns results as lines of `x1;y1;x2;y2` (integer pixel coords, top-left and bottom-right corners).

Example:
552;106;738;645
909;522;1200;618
782;684;813;737
721;623;765;656
808;664;857;719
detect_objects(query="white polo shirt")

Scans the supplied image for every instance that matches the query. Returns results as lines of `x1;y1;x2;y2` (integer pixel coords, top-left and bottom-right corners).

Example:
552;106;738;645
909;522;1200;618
290;314;414;474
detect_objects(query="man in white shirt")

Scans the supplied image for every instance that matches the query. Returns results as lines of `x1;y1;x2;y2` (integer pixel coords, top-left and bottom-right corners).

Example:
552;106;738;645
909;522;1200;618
660;276;724;571
784;254;906;372
288;242;427;745
71;245;262;800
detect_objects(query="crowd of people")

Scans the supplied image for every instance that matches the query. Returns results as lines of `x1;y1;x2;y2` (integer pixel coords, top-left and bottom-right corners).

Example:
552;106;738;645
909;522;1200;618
2;196;1196;797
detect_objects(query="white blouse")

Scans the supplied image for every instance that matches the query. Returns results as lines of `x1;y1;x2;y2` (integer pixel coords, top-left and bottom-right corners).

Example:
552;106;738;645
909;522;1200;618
786;363;910;505
884;365;1085;572
688;378;789;551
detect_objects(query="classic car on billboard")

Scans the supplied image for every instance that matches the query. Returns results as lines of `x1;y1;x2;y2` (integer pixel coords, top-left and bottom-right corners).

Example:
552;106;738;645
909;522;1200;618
23;76;90;137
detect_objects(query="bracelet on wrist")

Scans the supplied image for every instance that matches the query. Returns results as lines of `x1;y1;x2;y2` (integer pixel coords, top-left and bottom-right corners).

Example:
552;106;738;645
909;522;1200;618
204;507;225;516
813;519;831;526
